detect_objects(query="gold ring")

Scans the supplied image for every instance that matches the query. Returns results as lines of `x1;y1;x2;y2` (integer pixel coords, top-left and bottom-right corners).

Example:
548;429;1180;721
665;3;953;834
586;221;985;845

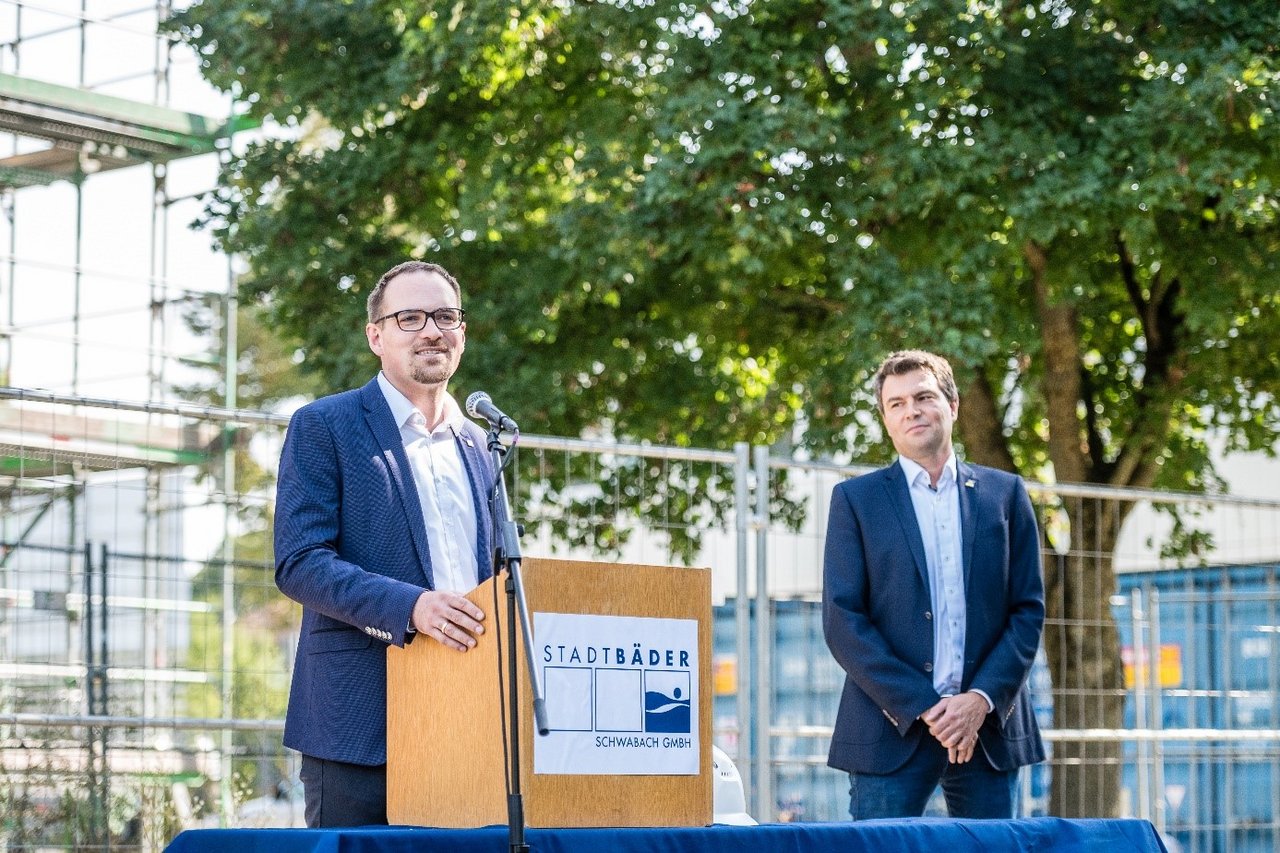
439;620;448;633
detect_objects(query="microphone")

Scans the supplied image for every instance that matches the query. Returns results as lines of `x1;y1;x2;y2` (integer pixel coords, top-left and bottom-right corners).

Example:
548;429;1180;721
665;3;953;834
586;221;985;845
466;391;519;432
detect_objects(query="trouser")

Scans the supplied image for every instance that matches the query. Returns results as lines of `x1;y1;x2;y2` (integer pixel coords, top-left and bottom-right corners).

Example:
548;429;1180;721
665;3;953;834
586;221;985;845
847;736;1019;820
300;754;387;828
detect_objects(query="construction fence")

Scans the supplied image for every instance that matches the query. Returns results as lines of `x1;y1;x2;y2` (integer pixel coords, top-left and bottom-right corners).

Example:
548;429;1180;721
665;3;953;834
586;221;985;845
1;387;1278;852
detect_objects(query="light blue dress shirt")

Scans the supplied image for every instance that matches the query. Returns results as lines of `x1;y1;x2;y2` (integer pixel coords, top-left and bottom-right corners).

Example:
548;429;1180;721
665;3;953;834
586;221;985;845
899;453;966;697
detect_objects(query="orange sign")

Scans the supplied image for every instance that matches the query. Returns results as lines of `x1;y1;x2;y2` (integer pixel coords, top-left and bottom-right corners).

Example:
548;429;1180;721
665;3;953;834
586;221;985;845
1121;644;1183;688
713;655;738;695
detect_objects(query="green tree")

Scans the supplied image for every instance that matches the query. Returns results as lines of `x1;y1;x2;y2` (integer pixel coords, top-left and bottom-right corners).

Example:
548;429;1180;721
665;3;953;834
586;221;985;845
178;298;327;413
172;0;1280;816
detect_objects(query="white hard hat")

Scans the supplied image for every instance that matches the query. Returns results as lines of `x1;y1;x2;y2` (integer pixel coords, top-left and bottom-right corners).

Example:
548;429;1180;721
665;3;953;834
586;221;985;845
711;745;757;826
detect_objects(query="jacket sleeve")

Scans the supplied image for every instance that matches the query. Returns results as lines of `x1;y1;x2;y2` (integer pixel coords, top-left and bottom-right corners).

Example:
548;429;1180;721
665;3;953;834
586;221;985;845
274;404;423;647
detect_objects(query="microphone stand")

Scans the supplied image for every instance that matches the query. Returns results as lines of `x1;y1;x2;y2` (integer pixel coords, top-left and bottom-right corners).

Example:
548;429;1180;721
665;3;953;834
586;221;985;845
486;426;548;853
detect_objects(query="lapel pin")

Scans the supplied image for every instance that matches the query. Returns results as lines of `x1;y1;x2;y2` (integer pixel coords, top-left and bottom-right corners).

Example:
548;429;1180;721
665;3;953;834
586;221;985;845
965;478;976;488
463;435;474;447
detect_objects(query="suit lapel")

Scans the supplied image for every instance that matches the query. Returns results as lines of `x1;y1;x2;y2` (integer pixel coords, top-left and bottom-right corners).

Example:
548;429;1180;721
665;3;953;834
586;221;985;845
360;379;435;589
957;461;978;589
882;462;931;591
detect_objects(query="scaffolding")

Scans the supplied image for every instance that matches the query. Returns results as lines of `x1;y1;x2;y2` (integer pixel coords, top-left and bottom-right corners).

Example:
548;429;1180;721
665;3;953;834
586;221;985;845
0;3;250;846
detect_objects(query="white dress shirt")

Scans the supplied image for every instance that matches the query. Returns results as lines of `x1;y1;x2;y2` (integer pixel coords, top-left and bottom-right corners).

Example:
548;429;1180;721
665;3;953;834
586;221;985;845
900;452;967;698
377;373;480;593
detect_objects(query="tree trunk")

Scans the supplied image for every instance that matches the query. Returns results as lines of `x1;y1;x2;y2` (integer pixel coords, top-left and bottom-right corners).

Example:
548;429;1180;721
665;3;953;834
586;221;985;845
1042;496;1128;817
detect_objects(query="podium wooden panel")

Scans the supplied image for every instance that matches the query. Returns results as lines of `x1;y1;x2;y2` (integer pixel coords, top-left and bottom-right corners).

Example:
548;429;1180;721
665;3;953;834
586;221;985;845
386;557;713;828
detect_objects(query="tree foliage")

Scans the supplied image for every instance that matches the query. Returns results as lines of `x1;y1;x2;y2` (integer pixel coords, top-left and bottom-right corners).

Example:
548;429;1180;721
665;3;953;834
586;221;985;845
172;0;1280;816
172;0;1278;471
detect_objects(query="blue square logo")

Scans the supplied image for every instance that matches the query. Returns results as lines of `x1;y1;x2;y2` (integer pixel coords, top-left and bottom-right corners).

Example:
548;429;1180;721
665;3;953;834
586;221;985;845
643;670;691;733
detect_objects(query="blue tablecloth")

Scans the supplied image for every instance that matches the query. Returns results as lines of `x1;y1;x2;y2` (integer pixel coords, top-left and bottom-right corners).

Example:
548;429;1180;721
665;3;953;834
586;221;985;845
166;817;1168;853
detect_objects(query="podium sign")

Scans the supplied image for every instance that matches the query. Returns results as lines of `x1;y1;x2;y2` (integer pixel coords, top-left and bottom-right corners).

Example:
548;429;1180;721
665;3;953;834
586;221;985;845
534;612;700;775
386;557;713;828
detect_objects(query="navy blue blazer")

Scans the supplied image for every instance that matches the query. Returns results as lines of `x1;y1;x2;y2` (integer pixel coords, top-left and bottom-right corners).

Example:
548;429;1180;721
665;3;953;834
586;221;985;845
274;377;495;766
822;459;1045;775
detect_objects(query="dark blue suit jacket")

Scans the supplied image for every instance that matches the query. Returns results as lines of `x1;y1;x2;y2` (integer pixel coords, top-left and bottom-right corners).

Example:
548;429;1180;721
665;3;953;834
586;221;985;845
274;377;495;766
822;459;1045;775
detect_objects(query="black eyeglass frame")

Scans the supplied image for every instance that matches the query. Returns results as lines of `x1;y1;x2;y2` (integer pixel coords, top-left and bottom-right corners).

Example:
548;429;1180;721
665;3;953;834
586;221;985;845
372;307;466;332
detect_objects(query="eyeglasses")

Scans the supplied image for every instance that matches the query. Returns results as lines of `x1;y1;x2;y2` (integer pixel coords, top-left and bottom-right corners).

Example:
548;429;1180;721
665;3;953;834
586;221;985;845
373;307;466;332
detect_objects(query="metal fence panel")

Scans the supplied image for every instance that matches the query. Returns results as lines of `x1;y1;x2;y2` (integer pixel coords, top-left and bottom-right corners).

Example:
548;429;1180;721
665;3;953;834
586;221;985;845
1;388;1278;851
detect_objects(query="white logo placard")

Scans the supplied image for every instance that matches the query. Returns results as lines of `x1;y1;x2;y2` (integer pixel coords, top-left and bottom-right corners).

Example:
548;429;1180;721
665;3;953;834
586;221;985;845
533;612;699;775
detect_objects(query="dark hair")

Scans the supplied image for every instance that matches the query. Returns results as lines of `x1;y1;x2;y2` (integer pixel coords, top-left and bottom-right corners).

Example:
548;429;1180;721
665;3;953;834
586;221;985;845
871;350;959;413
366;261;462;322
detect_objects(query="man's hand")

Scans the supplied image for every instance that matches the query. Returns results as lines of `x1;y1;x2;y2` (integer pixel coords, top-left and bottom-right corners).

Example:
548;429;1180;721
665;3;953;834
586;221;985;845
921;692;988;764
412;591;485;652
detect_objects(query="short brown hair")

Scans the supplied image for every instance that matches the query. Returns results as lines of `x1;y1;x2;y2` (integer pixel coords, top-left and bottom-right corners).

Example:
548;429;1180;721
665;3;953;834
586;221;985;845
366;261;462;322
871;350;958;414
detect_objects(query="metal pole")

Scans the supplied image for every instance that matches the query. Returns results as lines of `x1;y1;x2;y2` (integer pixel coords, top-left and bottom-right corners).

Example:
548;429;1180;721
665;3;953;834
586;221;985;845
1272;574;1280;853
82;540;102;845
78;0;88;88
219;270;238;823
144;128;169;738
72;178;83;395
0;491;9;734
83;539;95;723
732;442;752;813
155;0;173;106
2;188;14;386
66;482;80;711
484;428;545;853
1221;585;1235;853
3;9;15;390
1130;587;1150;822
98;541;111;846
1147;587;1165;836
752;445;772;821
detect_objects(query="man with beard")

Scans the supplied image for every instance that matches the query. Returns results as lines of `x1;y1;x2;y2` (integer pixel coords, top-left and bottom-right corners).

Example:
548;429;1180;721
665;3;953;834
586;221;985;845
274;261;494;826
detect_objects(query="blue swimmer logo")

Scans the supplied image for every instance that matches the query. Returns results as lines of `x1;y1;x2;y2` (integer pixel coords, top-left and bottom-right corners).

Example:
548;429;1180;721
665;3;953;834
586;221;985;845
643;670;692;733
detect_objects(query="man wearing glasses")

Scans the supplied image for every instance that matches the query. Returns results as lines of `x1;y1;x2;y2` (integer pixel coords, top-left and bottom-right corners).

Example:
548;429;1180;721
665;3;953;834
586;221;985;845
274;261;494;826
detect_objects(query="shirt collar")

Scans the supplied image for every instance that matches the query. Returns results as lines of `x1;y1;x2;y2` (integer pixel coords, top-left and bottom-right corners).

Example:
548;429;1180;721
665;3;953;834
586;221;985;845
899;451;957;490
376;372;466;433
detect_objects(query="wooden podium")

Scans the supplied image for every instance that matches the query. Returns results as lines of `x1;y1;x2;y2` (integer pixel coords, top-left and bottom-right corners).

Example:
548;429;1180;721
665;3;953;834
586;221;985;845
386;557;713;828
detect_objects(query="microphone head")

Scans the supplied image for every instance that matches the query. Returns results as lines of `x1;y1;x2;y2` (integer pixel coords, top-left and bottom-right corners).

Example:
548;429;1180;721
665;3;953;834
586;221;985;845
465;390;490;419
